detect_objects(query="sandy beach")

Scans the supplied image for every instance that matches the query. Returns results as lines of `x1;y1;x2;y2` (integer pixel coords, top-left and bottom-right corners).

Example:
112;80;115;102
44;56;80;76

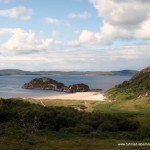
31;92;106;101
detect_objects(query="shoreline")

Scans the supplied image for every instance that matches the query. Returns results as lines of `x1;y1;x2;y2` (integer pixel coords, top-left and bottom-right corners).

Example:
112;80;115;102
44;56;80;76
29;92;106;101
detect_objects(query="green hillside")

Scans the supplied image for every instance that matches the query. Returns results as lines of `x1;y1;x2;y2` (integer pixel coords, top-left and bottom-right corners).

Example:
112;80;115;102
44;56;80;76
106;66;150;100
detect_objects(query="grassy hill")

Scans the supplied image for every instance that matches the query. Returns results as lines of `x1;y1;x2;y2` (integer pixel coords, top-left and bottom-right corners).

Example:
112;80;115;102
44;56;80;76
92;67;150;119
106;66;150;100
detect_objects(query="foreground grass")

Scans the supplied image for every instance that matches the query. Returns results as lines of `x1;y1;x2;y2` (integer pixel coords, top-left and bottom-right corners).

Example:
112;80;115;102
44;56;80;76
24;96;150;114
0;128;149;150
24;98;109;112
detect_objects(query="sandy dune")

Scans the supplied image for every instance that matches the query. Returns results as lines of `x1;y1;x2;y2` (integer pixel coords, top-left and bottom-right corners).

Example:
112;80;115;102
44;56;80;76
31;92;106;101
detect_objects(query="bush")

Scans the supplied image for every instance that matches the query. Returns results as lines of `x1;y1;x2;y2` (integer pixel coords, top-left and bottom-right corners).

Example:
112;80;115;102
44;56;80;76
98;120;118;132
0;98;145;140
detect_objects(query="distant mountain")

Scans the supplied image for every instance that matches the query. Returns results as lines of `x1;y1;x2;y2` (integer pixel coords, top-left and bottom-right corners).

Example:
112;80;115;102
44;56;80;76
107;66;150;100
111;70;138;75
0;69;138;76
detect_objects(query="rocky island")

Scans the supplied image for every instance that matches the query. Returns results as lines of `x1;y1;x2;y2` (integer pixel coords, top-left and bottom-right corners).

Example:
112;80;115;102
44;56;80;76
23;77;90;93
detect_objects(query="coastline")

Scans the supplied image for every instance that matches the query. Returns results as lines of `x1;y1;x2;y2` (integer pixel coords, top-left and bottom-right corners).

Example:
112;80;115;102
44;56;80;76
29;92;106;101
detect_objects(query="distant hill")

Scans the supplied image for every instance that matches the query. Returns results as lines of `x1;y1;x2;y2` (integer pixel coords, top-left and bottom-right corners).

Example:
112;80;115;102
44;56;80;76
0;69;32;75
111;70;138;75
107;66;150;100
0;69;138;76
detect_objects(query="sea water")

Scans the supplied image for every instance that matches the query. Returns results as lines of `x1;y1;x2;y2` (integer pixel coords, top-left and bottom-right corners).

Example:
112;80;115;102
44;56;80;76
0;74;132;98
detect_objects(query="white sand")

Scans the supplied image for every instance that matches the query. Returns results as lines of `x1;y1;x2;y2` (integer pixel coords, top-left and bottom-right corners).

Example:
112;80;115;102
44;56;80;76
31;92;106;101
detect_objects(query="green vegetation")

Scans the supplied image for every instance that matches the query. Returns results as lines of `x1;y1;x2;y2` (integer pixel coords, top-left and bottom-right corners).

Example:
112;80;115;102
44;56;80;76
24;98;107;112
2;129;148;150
91;67;150;149
0;98;149;150
94;97;150;114
0;98;141;135
106;67;150;100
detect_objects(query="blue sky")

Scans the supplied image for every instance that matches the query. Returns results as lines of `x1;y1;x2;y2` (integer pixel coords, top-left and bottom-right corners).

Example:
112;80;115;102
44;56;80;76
0;0;150;71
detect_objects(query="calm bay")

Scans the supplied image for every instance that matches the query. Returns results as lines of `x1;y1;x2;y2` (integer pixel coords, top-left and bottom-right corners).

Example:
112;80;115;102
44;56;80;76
0;74;132;98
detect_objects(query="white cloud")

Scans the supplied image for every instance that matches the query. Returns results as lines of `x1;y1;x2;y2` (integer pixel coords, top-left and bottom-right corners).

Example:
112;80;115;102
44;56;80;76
51;30;60;38
69;0;150;46
0;28;54;53
0;6;32;20
0;0;11;3
68;30;98;46
45;17;60;25
91;0;150;28
107;45;150;60
45;17;70;26
0;44;149;71
68;11;91;19
135;18;150;39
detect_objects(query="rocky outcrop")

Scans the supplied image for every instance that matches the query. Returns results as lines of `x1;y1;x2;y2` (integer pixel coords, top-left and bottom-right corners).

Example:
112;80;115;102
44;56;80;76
64;83;90;93
23;77;65;92
129;66;150;83
23;77;90;93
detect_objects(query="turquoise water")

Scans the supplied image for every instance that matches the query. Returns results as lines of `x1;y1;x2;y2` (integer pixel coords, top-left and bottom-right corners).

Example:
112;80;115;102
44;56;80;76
0;75;132;98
